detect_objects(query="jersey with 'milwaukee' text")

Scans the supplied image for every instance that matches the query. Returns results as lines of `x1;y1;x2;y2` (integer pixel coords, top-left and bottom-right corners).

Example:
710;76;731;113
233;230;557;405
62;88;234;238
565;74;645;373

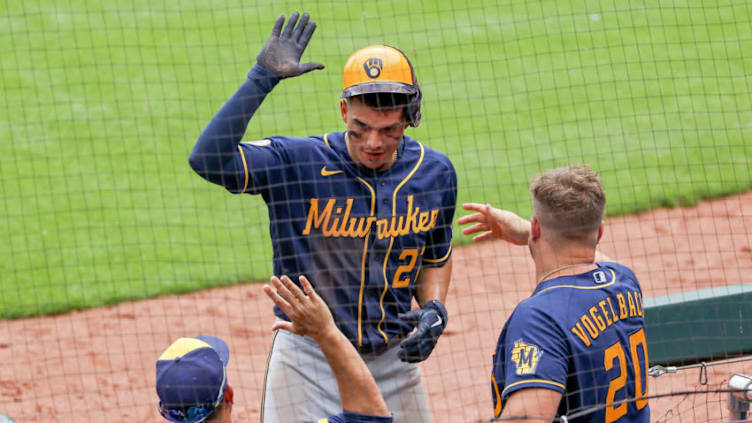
236;132;455;353
492;262;650;422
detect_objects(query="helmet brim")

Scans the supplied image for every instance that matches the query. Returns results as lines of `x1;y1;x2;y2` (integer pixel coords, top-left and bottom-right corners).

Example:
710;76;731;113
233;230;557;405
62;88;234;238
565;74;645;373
342;81;418;98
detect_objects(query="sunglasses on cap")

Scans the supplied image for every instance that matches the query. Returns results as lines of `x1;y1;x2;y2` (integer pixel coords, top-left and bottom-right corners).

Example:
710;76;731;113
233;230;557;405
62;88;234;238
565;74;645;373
158;369;228;423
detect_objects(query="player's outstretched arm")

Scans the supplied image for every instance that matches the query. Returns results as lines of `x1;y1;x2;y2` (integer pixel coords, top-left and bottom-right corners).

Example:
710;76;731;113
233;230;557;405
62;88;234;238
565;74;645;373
189;12;323;191
458;203;531;245
263;275;390;418
459;203;615;262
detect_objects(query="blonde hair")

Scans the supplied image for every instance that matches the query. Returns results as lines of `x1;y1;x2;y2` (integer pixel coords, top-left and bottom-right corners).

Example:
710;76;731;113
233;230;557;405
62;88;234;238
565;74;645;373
530;165;605;243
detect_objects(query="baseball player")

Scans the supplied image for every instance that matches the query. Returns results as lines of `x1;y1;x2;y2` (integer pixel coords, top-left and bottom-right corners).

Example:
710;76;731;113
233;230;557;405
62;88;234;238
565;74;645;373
189;11;456;422
459;166;650;422
156;335;235;423
156;329;391;423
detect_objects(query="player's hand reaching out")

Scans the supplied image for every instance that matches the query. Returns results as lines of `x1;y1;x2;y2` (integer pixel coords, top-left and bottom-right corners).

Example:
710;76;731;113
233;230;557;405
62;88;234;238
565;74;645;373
458;203;531;245
257;11;324;79
263;275;337;342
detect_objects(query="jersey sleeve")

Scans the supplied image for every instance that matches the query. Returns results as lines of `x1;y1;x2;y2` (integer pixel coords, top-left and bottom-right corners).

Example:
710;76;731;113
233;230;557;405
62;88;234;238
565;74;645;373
189;64;280;194
316;412;393;423
495;302;569;401
421;159;457;267
235;137;296;197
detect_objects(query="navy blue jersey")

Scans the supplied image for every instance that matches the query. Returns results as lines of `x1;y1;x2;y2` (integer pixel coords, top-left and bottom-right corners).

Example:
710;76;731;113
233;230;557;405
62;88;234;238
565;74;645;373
492;262;650;422
238;132;455;351
190;65;457;353
318;412;393;423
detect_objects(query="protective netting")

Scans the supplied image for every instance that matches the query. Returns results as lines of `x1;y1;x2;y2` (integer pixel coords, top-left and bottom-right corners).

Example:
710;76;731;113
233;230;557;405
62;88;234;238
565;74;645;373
1;1;750;422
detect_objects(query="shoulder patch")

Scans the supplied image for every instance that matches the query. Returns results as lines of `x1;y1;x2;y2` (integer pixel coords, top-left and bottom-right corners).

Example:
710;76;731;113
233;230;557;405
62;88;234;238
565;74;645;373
241;139;272;147
510;339;543;375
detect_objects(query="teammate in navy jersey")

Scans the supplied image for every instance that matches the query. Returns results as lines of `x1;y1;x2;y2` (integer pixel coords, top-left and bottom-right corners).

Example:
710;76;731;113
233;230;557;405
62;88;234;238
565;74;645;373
459;166;650;422
189;12;456;422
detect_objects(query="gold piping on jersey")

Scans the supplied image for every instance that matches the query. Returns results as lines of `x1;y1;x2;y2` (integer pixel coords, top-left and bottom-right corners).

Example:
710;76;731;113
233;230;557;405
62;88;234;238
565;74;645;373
422;245;452;263
492;372;503;417
324;132;332;148
392;142;425;213
317;419;329;423
237;145;249;194
378;237;397;344
534;268;616;296
376;142;425;342
501;378;566;398
355;176;376;347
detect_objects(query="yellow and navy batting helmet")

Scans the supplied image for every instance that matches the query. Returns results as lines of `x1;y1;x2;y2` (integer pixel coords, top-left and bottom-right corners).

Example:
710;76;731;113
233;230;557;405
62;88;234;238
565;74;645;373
341;45;422;127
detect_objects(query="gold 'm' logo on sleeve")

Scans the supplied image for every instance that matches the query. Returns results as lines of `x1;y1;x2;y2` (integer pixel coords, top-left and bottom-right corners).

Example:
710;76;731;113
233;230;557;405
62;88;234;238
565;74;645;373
511;340;543;375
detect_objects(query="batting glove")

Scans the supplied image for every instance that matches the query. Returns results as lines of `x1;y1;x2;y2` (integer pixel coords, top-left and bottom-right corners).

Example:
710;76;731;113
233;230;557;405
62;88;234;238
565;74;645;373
397;300;448;363
257;11;324;79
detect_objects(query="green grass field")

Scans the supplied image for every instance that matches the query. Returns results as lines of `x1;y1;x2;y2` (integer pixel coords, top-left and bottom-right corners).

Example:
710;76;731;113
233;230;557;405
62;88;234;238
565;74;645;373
1;0;751;318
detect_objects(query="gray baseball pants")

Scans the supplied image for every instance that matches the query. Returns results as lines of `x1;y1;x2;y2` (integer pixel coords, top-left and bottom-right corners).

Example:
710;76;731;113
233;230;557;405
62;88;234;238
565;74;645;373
261;328;432;422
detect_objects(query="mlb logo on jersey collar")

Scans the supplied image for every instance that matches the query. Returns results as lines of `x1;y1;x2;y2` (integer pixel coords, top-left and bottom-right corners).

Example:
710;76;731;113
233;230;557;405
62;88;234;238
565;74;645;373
593;270;608;284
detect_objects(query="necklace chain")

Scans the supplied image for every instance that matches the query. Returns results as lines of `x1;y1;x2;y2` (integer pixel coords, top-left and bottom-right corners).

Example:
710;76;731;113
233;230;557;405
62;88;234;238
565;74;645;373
537;262;595;284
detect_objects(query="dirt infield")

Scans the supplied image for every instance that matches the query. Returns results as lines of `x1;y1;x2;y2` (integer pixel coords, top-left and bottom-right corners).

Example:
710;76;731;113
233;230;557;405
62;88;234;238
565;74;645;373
1;192;750;422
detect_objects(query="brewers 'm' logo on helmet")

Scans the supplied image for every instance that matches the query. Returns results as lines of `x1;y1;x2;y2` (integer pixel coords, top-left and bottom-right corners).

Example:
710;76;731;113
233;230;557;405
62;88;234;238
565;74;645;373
364;58;383;79
341;45;423;127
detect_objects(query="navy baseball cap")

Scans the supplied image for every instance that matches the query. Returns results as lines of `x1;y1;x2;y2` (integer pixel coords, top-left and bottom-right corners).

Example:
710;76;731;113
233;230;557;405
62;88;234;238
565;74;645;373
156;335;230;423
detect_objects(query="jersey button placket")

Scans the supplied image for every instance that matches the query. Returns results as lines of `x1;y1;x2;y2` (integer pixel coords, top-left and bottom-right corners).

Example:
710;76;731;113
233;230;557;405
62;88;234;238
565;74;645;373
378;180;387;207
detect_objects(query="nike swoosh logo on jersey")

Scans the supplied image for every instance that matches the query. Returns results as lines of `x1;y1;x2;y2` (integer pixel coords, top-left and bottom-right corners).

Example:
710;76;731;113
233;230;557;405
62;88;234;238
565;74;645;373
321;166;344;177
431;316;443;328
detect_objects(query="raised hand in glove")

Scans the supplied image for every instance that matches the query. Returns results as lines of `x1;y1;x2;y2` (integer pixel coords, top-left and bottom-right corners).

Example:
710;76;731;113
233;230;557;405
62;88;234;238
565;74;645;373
398;300;448;363
257;11;324;79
